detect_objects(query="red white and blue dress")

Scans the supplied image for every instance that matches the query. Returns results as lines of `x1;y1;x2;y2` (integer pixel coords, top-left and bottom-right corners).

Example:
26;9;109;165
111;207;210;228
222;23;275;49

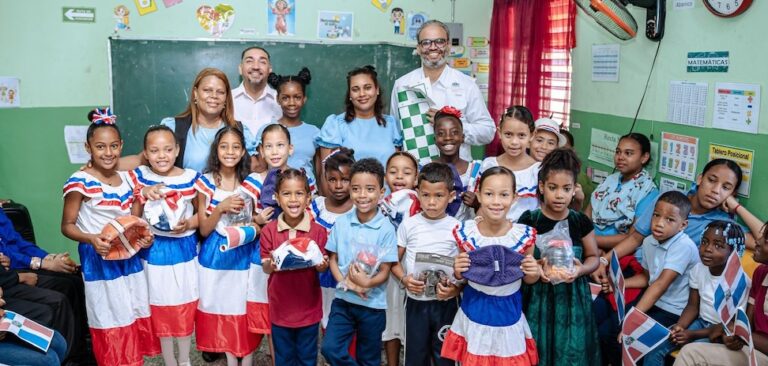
127;166;200;338
63;171;160;366
441;220;539;365
194;173;261;356
241;172;271;335
308;196;353;328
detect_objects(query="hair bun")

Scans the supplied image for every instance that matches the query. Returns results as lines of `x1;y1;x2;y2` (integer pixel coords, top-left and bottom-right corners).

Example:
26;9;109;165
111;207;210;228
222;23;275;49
267;72;281;89
297;67;312;85
363;65;377;74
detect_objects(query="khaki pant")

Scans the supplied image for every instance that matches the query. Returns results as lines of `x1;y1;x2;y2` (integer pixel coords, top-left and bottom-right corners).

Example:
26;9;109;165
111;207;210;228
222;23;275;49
673;342;768;366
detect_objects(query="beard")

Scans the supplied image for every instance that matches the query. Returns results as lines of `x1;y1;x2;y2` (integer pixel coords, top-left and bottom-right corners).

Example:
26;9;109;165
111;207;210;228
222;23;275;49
421;54;447;69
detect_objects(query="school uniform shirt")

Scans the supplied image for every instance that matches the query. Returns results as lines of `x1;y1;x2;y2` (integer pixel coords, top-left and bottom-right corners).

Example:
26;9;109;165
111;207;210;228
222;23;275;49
689;262;749;325
160;117;257;173
397;213;459;301
390;65;495;162
591;170;657;235
260;213;327;328
479;157;540;222
326;208;398;310
749;264;768;335
315;113;403;170
255;120;320;183
639;231;700;315
633;194;748;247
232;83;282;137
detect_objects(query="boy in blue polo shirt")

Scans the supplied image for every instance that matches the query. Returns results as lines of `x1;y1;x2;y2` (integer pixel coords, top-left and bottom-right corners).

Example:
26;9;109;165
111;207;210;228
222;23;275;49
631;191;700;348
321;158;398;366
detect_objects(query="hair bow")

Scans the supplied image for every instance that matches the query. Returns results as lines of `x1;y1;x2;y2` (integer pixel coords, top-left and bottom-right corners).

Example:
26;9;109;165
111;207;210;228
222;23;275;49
91;107;117;125
321;149;342;167
438;106;463;119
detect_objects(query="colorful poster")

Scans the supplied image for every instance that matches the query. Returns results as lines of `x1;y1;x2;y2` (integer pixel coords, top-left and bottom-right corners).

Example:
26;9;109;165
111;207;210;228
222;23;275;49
588;128;620;167
268;0;295;36
0;77;20;108
391;7;405;35
708;143;754;197
371;0;392;12
659;132;698;181
133;0;158;16
687;51;729;73
162;0;183;8
196;4;236;38
470;47;490;58
713;82;761;134
317;11;353;41
407;12;428;41
113;5;132;32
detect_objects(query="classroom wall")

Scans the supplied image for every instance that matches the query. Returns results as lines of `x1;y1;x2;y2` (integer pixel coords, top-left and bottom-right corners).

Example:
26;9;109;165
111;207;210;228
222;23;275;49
570;3;768;217
0;1;492;257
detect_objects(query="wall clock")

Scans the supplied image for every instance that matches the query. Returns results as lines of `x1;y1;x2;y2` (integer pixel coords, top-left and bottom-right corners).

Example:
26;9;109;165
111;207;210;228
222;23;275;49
703;0;753;17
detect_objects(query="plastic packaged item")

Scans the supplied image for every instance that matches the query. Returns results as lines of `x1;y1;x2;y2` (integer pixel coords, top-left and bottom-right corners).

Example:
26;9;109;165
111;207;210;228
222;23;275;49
222;191;254;227
412;252;454;300
271;237;324;271
536;220;576;285
143;189;185;232
337;243;388;293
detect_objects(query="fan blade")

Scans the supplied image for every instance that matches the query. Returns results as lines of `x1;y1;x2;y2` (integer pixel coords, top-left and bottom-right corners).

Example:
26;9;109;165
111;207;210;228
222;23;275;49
589;0;637;38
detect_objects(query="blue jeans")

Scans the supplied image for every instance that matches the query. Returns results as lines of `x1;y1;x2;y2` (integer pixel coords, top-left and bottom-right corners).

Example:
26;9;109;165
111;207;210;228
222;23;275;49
321;299;386;366
271;322;320;366
643;317;711;366
0;330;67;366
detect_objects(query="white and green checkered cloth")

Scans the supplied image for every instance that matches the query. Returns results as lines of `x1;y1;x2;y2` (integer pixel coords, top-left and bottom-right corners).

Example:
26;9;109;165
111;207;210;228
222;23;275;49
396;84;440;165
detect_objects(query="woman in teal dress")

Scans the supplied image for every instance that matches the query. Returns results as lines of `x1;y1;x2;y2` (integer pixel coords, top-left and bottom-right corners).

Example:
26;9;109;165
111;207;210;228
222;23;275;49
518;148;601;366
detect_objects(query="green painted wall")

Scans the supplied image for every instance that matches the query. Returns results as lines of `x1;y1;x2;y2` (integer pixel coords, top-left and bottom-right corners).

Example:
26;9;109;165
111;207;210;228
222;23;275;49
0;1;492;258
570;3;768;217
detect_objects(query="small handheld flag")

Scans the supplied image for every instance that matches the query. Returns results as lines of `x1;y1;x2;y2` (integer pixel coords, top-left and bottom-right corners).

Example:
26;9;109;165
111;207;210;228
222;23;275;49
620;307;670;366
609;251;626;324
0;310;54;352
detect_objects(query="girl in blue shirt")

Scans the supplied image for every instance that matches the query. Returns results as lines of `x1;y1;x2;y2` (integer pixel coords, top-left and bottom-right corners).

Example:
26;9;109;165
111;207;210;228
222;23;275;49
256;67;321;183
316;65;402;195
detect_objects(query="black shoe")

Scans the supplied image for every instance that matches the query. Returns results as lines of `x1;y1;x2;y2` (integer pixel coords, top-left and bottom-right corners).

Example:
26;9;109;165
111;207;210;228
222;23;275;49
202;352;223;362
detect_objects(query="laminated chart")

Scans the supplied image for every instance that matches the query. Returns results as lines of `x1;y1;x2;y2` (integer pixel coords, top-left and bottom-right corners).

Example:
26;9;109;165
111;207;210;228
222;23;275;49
396;79;440;165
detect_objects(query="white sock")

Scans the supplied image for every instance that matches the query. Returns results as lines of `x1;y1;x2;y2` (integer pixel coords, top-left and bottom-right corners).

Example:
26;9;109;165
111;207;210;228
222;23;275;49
241;352;254;366
226;352;239;366
176;336;192;364
159;337;177;366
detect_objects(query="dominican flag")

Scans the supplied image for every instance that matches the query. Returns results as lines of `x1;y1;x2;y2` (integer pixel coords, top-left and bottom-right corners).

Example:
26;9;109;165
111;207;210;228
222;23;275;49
220;226;259;252
609;251;626;324
0;310;54;352
713;251;749;329
620;307;670;366
732;308;759;366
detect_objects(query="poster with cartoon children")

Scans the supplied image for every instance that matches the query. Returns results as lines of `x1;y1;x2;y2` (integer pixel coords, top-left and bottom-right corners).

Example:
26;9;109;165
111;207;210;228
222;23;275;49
268;0;295;36
391;7;404;35
0;77;20;108
114;5;131;32
317;11;353;41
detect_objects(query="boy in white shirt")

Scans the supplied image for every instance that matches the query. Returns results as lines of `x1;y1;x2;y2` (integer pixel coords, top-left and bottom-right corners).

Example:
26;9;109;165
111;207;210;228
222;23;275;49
390;162;462;366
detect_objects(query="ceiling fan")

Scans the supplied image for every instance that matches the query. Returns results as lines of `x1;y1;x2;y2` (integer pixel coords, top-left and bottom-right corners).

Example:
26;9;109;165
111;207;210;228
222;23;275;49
575;0;666;41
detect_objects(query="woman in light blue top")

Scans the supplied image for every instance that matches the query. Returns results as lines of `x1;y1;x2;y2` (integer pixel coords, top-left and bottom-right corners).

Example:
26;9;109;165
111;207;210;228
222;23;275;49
255;67;320;182
585;132;657;251
316;65;402;195
117;68;256;173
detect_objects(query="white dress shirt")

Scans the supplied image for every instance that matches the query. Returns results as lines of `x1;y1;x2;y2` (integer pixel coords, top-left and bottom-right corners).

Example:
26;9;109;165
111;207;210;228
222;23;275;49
232;83;282;139
390;65;495;161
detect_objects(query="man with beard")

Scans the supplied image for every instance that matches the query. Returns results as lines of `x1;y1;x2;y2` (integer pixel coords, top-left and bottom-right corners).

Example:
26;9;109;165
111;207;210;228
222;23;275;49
232;46;282;138
390;20;494;162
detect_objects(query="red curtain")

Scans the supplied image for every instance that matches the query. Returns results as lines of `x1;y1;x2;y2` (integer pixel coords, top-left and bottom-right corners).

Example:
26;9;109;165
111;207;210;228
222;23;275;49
486;0;577;156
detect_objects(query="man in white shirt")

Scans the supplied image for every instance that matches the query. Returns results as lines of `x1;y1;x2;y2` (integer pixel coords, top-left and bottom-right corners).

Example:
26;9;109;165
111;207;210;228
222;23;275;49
390;20;495;161
232;46;282;138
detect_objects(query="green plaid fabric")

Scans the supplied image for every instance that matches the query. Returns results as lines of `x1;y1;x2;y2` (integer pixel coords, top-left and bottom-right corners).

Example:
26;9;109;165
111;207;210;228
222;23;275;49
397;88;439;165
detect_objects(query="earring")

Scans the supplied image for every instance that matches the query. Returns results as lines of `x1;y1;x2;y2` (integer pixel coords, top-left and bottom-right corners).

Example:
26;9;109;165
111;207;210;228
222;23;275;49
194;98;198;104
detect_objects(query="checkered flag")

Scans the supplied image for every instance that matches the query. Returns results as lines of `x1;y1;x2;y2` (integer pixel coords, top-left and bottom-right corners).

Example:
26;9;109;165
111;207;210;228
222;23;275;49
397;83;440;165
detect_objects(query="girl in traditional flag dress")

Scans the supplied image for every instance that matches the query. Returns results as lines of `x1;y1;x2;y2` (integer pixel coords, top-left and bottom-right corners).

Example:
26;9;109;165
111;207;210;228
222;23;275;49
128;125;200;366
61;109;160;366
194;126;260;366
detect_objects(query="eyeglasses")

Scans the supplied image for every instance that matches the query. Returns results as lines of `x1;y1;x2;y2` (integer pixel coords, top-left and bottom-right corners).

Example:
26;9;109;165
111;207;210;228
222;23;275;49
418;38;448;48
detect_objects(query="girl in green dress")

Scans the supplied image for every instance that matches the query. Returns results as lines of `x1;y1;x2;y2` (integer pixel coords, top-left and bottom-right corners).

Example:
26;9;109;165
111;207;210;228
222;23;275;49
518;148;601;366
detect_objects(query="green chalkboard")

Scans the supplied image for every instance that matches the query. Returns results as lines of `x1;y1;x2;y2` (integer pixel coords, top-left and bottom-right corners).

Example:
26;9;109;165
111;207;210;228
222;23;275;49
110;38;421;154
